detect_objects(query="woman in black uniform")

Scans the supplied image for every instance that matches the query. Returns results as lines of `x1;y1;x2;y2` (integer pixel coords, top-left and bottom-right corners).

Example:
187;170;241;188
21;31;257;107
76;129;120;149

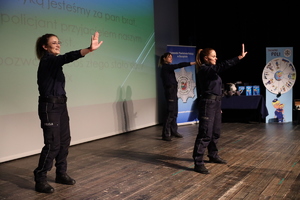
159;52;195;141
34;32;103;193
193;44;247;174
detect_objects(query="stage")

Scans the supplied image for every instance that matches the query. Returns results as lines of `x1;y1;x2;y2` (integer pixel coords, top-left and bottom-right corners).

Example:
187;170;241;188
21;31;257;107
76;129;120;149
0;122;300;199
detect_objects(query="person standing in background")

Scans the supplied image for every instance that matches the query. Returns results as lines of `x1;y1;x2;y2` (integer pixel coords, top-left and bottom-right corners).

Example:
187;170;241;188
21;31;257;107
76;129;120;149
159;52;196;141
193;44;247;174
34;32;103;193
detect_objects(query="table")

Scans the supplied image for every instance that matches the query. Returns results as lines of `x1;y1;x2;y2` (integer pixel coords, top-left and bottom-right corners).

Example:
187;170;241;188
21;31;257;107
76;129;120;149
221;95;269;122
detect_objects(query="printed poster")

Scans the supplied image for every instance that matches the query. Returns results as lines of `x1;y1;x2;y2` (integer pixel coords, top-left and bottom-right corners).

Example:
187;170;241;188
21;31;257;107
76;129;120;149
166;45;197;124
264;47;295;123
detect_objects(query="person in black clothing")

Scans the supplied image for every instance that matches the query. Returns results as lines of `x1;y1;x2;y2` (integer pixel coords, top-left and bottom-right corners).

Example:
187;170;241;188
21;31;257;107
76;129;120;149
159;52;196;141
34;32;103;193
193;44;247;174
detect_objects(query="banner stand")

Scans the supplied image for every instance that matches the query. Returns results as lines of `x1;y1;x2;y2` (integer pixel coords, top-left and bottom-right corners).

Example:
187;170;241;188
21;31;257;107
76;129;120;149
166;45;197;125
264;47;295;123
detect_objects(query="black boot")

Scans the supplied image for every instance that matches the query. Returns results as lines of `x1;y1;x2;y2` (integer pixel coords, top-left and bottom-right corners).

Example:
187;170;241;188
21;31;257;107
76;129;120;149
162;132;172;141
35;181;54;193
208;156;227;164
171;132;183;138
194;164;210;174
55;174;76;185
34;170;53;193
162;136;172;141
162;124;172;141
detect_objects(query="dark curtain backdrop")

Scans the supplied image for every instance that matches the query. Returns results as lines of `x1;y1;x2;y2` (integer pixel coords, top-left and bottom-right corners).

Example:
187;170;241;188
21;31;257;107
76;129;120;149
178;1;299;99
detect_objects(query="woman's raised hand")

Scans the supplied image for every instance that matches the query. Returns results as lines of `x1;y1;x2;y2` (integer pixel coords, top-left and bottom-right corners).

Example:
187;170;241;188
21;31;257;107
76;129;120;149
90;32;103;51
238;43;248;59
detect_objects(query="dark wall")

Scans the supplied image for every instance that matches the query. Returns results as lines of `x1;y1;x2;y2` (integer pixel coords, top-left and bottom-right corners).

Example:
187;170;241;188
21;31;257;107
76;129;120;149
154;0;179;124
178;1;299;99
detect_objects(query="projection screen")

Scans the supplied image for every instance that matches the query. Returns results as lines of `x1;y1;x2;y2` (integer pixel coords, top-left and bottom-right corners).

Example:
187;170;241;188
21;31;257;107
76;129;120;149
0;0;157;162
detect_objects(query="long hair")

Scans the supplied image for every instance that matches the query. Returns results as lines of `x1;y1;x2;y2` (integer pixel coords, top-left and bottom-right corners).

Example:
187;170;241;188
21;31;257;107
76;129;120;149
195;48;214;72
35;33;58;60
158;52;171;67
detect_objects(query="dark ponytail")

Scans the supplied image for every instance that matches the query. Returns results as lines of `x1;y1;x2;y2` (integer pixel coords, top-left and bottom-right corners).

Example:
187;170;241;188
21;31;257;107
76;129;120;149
35;33;58;60
158;52;171;67
195;48;214;72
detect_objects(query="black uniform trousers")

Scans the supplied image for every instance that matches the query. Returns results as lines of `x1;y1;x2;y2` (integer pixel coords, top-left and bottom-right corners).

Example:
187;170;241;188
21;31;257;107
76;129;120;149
34;96;71;182
162;85;178;138
193;97;222;165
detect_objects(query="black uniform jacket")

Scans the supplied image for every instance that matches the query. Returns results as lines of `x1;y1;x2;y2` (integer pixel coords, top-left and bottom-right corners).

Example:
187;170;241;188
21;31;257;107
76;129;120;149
37;50;83;97
160;62;191;87
196;57;240;97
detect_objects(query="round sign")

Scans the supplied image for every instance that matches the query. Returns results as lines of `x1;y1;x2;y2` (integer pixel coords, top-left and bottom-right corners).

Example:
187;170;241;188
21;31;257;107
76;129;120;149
262;57;296;94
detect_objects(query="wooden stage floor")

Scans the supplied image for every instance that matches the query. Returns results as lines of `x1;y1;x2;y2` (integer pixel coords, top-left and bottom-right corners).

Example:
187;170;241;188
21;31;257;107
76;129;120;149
1;122;300;200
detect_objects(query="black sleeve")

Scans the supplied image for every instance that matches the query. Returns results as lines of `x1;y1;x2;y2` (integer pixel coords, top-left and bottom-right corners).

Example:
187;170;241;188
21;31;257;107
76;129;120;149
163;62;191;71
45;50;84;68
212;57;240;73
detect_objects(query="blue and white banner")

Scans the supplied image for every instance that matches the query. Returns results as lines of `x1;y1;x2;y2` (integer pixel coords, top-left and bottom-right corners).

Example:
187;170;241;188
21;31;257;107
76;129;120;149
264;47;295;123
166;45;197;124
